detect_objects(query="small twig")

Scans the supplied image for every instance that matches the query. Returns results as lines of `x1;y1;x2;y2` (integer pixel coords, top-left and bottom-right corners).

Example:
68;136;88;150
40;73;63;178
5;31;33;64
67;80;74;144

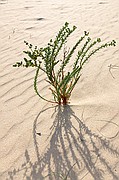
64;162;77;179
96;119;119;139
108;64;119;79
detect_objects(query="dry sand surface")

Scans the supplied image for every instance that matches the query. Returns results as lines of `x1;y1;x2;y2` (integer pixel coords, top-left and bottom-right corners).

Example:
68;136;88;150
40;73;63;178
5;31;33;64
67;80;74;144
0;0;119;179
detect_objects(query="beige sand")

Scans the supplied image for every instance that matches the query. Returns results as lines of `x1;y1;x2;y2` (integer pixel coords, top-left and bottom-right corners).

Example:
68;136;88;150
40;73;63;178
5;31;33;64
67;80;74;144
0;0;119;179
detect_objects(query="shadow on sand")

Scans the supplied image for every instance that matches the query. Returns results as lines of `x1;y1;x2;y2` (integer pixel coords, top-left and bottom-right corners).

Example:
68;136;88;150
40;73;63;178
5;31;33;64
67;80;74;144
7;105;119;180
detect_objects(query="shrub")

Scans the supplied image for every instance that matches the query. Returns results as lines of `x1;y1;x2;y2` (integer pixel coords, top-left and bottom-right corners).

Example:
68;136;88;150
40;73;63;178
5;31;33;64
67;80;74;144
13;22;116;105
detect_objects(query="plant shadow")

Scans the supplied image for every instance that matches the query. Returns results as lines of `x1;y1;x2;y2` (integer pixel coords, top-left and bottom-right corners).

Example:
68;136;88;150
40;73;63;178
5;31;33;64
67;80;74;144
7;105;119;180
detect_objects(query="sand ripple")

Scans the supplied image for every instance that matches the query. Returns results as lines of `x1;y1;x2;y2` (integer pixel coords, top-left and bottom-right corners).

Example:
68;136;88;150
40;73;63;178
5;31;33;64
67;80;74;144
0;0;119;179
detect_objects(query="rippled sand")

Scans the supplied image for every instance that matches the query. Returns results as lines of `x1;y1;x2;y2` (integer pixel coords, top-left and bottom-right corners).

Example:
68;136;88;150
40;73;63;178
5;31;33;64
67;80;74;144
0;0;119;179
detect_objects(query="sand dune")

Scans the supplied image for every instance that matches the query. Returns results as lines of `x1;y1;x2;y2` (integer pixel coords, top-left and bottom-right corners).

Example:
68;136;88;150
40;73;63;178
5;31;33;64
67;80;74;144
0;0;119;179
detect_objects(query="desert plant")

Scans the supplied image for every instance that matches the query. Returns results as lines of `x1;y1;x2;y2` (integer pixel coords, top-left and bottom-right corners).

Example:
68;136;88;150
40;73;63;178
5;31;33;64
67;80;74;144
13;22;116;105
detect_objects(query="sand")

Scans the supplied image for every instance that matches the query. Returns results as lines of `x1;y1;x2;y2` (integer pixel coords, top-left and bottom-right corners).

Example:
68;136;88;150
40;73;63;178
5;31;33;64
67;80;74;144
0;0;119;179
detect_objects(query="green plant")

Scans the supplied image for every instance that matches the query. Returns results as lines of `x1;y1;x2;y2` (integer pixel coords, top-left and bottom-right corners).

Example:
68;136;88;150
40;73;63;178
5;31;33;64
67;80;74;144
13;22;116;105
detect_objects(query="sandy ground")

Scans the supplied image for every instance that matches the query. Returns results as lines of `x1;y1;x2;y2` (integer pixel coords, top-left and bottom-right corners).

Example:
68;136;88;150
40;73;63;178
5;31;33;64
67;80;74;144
0;0;119;179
